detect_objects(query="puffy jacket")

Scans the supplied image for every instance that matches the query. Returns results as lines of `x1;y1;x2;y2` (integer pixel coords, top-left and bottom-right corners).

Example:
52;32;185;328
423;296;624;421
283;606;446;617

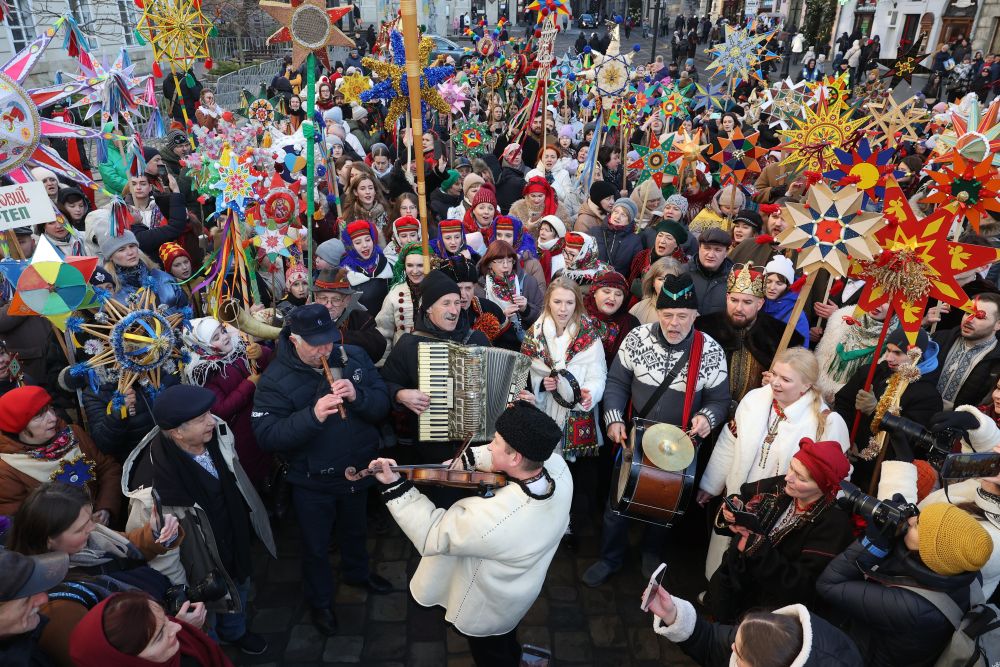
817;541;981;667
80;378;173;463
251;329;389;493
654;597;862;666
688;256;734;315
112;267;188;310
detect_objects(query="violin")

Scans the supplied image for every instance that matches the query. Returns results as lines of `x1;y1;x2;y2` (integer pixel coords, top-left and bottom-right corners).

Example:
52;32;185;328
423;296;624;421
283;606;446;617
345;463;508;497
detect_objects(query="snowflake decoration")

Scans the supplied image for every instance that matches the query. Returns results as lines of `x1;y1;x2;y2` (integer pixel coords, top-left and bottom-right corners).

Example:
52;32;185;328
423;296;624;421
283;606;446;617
212;149;260;214
68;49;154;130
252;220;295;261
777;182;886;277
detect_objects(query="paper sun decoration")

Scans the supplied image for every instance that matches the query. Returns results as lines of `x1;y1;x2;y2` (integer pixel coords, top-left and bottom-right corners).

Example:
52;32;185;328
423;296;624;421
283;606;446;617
776;183;885;277
856;179;1000;342
823;138;899;201
360;30;455;130
136;0;213;69
711;125;767;184
0;237;100;331
261;0;354;69
778;95;866;174
629;133;675;187
338;72;370;105
920;155;1000;232
0;19;128;192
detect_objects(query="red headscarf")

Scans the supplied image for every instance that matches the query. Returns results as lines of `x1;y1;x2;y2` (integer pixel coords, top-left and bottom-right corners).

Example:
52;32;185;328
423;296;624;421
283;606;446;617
793;438;850;497
69;596;234;667
522;176;558;217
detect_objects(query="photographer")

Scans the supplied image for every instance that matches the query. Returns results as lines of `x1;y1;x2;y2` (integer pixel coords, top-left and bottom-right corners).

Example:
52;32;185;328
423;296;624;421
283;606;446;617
877;404;1000;597
644;585;862;666
705;438;854;623
817;496;992;667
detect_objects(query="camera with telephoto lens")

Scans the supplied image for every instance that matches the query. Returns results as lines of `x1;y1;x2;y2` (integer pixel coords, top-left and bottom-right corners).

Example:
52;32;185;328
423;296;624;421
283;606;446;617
164;570;228;615
838;481;919;538
878;412;960;467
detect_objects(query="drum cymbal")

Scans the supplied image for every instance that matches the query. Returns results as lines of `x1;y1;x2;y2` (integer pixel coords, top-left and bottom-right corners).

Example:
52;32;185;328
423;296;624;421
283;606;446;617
642;423;695;472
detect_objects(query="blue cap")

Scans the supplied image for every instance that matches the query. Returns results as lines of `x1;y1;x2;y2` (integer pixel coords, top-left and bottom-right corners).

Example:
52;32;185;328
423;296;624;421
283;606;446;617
289;303;339;345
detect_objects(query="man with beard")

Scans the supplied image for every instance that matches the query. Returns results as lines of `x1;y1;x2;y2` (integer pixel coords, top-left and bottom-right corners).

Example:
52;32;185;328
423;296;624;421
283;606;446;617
935;292;1000;409
312;268;387;364
581;273;730;586
696;263;802;406
438;257;516;348
380;271;493;467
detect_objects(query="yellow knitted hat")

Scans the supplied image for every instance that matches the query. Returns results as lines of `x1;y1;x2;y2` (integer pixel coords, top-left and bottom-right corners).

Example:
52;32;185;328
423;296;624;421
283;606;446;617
918;504;993;576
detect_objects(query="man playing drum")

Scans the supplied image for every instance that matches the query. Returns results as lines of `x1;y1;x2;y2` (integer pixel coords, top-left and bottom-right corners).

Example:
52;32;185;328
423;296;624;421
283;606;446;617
581;272;731;587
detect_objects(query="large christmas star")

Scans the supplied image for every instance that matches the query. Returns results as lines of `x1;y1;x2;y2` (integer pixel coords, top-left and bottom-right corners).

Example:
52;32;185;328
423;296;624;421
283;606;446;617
878;39;932;87
823;138;899;201
856;179;1000;342
705;20;778;91
261;0;354;69
921;155;1000;232
711;125;766;184
933;97;1000;166
778;95;866;174
629;133;675;187
777;183;885;277
867;95;929;145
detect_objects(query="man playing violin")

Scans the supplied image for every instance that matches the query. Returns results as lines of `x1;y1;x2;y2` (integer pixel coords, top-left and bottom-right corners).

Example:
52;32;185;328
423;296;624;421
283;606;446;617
251;304;393;637
370;401;572;667
581;272;731;587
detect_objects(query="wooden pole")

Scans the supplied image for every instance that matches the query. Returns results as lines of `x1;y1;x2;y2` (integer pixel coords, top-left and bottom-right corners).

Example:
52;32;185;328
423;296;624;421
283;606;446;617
400;0;432;271
772;271;817;367
306;52;318;282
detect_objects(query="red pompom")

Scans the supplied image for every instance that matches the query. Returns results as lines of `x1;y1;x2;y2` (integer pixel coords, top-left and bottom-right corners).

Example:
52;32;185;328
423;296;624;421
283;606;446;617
133;0;143;7
152;61;162;78
204;57;213;70
534;29;542;38
222;110;234;122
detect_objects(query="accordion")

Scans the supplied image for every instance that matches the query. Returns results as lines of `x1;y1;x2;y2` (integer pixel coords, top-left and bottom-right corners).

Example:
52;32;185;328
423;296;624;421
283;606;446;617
417;341;532;442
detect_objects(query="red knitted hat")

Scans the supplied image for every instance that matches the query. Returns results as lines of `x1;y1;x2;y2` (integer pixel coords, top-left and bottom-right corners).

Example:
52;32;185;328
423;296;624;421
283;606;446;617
523;176;551;197
438;218;463;233
471;183;497;209
347;220;372;240
494;215;515;233
0;386;51;433
158;241;191;272
793;438;850;497
914;459;939;502
393;216;420;233
565;232;585;250
759;203;781;215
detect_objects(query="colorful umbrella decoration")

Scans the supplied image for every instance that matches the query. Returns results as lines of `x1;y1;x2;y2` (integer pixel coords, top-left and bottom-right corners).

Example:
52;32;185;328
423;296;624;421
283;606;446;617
823;138;899;201
360;30;455;129
705;19;778;91
452;117;492;157
920;155;1000;232
629;133;675;187
261;0;353;69
0;237;99;331
856;179;1000;342
776;183;886;277
711;125;767;184
778;95;866;174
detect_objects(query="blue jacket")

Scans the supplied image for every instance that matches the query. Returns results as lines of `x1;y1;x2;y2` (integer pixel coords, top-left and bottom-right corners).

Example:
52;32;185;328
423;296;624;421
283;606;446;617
251;329;390;493
113;267;188;310
763;290;810;349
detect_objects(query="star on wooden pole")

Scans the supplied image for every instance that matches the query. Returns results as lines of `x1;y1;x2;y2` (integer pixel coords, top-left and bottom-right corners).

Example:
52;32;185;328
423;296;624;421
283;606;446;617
261;0;354;69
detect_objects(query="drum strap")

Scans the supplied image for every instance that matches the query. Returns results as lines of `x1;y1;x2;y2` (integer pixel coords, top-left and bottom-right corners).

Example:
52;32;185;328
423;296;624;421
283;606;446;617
635;331;703;421
680;331;705;430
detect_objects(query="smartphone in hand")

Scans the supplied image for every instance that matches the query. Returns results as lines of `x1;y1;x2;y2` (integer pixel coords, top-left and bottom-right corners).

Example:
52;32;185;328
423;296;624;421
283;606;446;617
641;562;668;612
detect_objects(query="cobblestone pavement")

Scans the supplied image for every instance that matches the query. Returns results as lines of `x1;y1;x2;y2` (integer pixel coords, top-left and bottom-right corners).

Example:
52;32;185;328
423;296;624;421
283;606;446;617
221;505;708;667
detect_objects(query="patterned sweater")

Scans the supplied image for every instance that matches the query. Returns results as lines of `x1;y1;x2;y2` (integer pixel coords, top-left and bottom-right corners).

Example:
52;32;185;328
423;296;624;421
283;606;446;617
603;323;730;430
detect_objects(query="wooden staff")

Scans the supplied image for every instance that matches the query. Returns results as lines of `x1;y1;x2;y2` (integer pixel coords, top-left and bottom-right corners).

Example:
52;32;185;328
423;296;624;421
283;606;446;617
320;357;348;420
400;1;432;273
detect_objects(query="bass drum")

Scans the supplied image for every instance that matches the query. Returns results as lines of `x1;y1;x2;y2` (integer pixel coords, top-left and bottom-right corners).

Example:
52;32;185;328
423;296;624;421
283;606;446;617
611;418;697;526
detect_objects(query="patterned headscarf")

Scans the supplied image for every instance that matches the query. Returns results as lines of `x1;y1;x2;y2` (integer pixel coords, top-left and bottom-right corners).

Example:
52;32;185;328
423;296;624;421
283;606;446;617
490;214;538;259
390;242;426;287
339;219;386;275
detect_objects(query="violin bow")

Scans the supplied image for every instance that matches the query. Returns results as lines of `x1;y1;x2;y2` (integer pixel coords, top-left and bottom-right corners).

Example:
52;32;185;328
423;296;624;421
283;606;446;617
449;435;476;470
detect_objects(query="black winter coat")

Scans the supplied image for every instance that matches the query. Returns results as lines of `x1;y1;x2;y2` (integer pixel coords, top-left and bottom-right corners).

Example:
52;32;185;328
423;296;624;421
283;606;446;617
587;223;644;277
817;541;981;667
339;308;388;364
131;192;188;259
675;603;862;667
706;475;854;623
495;166;526;214
429;188;462;224
252;330;390;493
934;327;1000;409
82;377;178;463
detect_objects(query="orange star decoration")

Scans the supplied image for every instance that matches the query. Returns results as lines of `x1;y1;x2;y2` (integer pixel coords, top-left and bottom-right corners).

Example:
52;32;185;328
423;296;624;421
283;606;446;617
776;183;885;277
855;179;1000;343
920;155;1000;232
261;0;354;69
668;128;710;183
711;125;766;184
778;94;866;175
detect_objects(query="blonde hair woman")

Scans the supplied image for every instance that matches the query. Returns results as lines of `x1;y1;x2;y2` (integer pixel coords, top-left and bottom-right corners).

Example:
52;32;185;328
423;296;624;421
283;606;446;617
521;277;607;539
628;257;683;324
99;230;188;309
698;347;850;578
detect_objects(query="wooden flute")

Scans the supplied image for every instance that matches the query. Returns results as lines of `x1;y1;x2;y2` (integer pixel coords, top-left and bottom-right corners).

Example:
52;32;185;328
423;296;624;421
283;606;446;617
319;357;348;420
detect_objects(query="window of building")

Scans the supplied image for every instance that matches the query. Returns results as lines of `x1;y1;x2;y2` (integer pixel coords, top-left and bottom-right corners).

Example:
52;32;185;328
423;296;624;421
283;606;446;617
66;0;99;47
5;0;36;52
117;0;141;47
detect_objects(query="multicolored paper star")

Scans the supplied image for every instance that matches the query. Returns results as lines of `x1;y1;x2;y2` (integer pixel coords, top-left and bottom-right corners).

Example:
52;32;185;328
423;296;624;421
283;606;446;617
920;155;1000;232
933;97;1000;166
629;133;676;187
705;20;778;91
778;95;866;174
823;138;899;201
711;125;767;184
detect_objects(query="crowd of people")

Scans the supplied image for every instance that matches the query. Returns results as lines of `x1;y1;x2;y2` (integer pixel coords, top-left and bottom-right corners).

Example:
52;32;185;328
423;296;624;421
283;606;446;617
3;13;1000;667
